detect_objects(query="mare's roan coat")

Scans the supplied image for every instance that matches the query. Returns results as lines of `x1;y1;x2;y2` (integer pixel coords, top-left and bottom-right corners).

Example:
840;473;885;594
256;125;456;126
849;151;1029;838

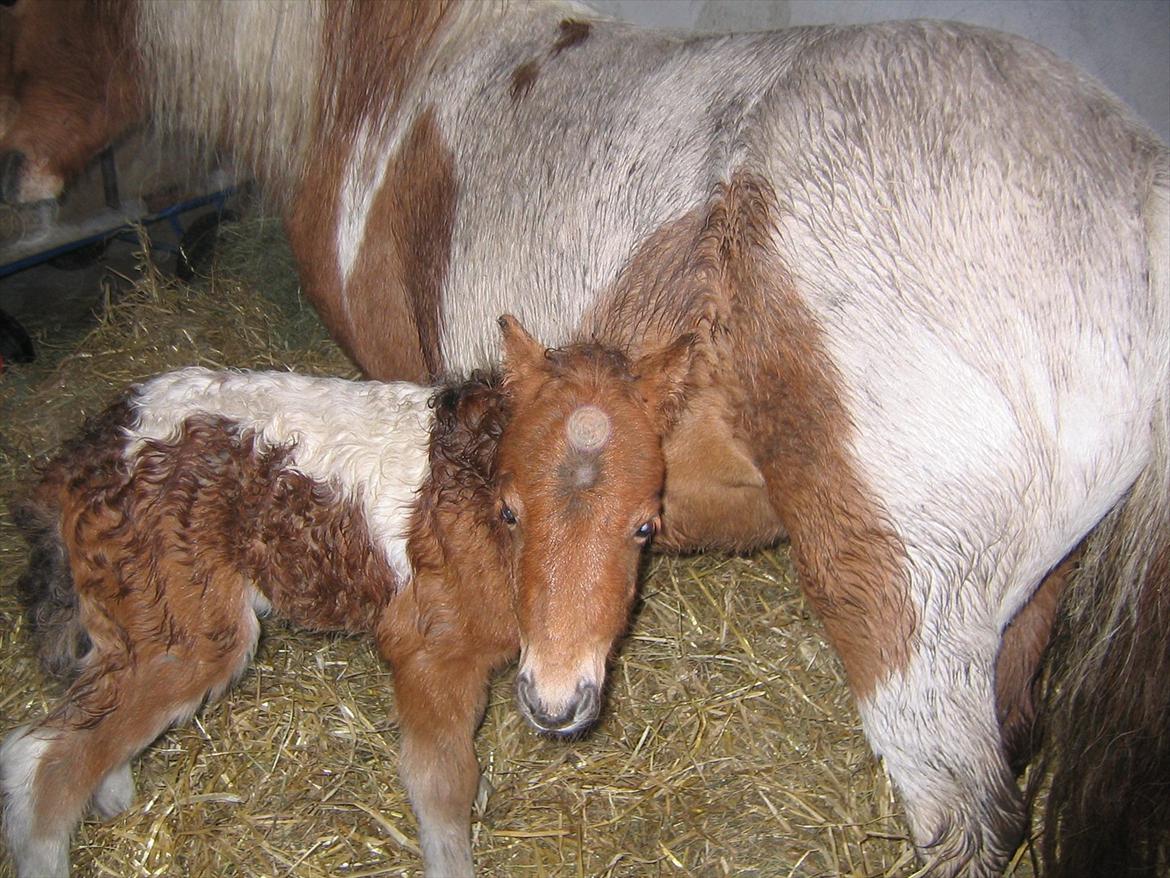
0;1;1167;875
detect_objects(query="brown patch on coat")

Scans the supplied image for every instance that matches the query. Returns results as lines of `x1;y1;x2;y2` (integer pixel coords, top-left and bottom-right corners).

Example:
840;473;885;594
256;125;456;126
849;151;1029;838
0;0;143;195
724;173;915;699
552;19;592;55
591;172;914;698
995;551;1073;771
29;407;404;647
584;201;784;553
339;107;457;381
510;60;540;100
320;0;454;141
286;0;457;382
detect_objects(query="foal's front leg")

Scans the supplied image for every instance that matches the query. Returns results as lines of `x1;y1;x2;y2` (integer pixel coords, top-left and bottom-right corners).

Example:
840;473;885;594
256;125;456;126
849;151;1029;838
377;619;499;878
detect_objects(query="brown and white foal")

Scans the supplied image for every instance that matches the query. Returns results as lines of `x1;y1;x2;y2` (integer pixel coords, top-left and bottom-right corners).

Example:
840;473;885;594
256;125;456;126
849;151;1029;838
1;317;692;878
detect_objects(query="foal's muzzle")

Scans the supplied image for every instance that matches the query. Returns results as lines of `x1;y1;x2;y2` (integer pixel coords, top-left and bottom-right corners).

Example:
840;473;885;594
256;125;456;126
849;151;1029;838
516;673;600;737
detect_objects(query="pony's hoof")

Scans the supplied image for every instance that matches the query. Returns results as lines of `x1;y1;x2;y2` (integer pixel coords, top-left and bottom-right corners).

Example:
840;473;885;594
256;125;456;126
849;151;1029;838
92;763;135;818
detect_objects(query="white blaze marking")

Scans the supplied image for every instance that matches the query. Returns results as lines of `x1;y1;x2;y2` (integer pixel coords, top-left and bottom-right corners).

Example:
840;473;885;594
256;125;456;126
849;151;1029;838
566;405;611;453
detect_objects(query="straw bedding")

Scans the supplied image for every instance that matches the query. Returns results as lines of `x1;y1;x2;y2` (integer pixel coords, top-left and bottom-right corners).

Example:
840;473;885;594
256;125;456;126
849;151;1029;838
0;222;1038;877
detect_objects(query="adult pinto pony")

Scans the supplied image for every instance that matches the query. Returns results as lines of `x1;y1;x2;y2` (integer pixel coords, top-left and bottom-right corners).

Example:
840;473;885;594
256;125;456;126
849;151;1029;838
2;2;1168;875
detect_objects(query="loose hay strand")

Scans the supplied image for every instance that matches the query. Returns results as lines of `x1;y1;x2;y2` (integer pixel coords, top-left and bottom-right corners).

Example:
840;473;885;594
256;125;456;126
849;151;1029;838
0;219;1036;877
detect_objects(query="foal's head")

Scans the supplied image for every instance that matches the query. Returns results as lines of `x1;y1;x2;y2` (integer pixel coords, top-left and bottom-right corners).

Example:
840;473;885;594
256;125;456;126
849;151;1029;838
496;316;693;736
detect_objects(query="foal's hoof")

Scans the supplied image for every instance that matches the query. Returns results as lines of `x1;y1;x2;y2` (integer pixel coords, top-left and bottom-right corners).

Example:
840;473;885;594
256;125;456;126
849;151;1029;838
92;763;135;818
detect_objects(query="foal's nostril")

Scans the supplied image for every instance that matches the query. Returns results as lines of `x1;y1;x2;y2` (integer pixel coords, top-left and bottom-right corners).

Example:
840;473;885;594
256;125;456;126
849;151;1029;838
572;681;599;723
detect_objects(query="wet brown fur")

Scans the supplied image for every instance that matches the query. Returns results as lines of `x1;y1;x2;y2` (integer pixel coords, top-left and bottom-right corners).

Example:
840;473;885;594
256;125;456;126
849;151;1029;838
11;373;518;876
586;172;915;699
585;205;786;555
552;19;591;55
510;60;540;100
0;0;141;200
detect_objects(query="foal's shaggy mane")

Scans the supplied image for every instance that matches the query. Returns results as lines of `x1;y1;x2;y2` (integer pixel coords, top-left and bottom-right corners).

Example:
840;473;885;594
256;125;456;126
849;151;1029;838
427;373;508;507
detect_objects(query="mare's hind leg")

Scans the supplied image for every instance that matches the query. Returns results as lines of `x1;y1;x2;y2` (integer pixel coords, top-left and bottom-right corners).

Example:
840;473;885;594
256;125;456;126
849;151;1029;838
859;612;1025;877
1;607;260;878
770;491;1025;875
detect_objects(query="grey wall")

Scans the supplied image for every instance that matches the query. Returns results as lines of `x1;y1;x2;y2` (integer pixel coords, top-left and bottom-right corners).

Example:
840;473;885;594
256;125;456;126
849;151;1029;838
588;0;1170;143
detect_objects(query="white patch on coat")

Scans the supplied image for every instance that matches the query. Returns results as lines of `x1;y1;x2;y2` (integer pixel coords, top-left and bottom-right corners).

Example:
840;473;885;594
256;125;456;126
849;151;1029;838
336;1;515;299
0;726;68;878
337;117;389;295
127;368;435;582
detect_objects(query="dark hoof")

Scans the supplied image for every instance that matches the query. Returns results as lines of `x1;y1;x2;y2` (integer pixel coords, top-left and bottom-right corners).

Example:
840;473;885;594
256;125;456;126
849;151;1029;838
175;208;239;281
0;308;35;368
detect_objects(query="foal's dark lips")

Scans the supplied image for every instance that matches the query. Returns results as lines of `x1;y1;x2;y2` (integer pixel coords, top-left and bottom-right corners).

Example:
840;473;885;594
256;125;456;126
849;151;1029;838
516;674;601;738
517;697;600;739
524;714;596;741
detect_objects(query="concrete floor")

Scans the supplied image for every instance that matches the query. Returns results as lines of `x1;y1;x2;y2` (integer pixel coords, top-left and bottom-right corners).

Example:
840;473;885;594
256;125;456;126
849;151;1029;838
0;237;149;373
0;200;232;373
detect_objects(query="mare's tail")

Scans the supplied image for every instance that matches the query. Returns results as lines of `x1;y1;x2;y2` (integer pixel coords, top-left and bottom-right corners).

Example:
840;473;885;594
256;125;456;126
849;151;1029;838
11;496;89;682
1037;153;1170;877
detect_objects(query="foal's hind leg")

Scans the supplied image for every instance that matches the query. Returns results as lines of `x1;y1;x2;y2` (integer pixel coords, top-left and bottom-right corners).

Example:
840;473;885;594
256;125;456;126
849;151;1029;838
1;608;260;877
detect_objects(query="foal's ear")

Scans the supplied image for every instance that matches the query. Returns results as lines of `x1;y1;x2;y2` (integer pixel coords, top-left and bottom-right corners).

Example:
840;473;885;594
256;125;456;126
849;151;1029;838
499;314;547;399
634;333;696;433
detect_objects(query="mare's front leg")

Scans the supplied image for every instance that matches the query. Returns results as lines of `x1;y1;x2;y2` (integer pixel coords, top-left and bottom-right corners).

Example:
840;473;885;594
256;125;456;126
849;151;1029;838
376;609;503;878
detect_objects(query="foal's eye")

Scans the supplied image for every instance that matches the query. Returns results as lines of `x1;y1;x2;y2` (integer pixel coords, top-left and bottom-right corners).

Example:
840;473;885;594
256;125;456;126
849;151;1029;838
634;520;656;542
501;504;518;526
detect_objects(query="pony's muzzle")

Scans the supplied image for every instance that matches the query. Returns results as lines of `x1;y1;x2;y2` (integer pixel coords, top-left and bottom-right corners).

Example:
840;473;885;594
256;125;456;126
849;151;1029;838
0;150;64;204
515;672;600;737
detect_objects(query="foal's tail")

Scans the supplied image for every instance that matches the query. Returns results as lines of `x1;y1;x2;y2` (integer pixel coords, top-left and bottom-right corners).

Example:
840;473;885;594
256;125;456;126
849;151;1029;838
11;494;89;682
1037;154;1170;877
